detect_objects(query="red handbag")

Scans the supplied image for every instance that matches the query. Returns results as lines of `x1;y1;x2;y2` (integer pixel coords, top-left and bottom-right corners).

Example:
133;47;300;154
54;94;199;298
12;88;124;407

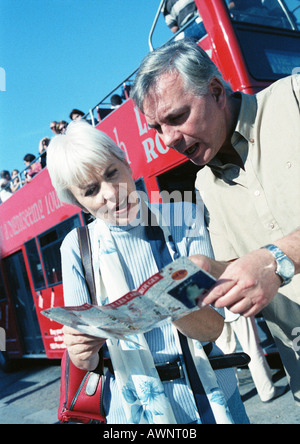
58;349;106;424
58;226;106;424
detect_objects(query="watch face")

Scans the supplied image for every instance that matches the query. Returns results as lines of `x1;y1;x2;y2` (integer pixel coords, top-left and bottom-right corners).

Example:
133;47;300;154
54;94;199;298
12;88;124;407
263;244;295;286
278;257;295;282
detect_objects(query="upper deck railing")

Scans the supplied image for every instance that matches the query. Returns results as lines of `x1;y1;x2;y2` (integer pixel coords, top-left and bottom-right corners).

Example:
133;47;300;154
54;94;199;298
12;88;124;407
0;155;46;205
83;0;300;125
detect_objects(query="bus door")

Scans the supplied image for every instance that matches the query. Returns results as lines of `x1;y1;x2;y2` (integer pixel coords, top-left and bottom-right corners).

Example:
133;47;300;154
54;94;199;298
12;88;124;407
3;251;44;356
156;161;202;203
24;214;82;359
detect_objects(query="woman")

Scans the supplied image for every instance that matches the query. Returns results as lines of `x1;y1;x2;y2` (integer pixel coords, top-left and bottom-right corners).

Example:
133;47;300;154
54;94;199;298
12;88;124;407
23;153;42;182
47;120;249;424
10;169;23;192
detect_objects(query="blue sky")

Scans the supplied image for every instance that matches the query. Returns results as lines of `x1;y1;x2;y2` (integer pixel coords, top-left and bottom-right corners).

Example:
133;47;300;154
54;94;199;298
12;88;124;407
0;0;171;175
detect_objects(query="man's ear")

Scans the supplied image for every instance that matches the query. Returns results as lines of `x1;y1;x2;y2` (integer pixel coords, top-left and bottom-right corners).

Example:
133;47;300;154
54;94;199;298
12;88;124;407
209;77;226;109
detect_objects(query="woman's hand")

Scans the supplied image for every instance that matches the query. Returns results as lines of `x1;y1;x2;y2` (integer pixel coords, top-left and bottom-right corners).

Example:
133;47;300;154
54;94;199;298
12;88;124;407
189;255;228;279
173;306;224;342
63;326;107;371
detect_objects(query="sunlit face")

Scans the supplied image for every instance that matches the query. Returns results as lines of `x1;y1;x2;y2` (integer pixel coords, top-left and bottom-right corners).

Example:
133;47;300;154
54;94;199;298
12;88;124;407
70;157;139;225
71;113;82;121
143;72;228;166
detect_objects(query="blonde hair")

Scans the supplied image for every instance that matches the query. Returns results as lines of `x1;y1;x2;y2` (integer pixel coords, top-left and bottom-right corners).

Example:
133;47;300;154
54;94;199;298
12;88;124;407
47;120;126;207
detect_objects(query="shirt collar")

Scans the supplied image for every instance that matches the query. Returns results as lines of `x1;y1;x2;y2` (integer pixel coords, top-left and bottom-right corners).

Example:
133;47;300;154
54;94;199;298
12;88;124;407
207;92;258;171
233;91;257;144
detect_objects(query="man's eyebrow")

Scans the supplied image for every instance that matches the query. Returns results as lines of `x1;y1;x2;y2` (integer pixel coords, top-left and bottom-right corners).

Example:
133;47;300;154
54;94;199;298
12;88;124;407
165;107;187;119
149;107;187;128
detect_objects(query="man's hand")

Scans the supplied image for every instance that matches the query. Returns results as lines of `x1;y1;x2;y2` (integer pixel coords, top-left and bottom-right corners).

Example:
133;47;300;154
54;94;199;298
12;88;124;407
199;249;282;317
63;326;106;371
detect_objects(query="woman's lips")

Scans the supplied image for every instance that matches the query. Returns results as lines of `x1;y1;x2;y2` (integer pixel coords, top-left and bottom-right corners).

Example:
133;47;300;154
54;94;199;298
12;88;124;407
114;197;129;214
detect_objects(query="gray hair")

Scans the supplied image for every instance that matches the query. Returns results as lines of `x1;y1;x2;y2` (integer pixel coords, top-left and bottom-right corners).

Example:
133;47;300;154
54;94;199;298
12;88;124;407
47;120;126;207
131;40;232;113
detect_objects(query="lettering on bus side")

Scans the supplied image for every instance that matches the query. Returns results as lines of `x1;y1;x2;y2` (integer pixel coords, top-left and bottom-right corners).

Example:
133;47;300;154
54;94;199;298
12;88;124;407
134;105;169;163
0;191;64;242
0;327;6;351
113;127;131;165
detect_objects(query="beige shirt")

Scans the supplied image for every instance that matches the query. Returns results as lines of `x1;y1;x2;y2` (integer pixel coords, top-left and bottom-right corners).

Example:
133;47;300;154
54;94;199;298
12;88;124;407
196;74;300;304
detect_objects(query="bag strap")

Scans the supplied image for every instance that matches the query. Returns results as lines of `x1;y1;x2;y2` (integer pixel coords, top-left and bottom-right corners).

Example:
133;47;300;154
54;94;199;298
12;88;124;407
77;226;104;374
77;226;97;305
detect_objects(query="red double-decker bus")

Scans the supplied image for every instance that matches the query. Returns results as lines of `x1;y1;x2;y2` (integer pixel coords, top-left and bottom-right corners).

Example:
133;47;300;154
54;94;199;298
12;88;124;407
1;0;299;369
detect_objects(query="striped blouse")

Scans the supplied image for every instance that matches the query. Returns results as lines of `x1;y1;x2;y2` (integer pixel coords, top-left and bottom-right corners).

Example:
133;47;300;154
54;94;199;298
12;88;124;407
60;201;242;424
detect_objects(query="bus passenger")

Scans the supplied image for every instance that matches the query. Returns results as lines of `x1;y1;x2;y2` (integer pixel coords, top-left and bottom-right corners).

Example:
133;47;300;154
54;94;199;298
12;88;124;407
0;178;12;203
50;121;60;135
23;153;42;183
162;0;204;41
57;120;68;134
38;137;50;169
46;120;249;425
10;169;22;192
69;108;85;121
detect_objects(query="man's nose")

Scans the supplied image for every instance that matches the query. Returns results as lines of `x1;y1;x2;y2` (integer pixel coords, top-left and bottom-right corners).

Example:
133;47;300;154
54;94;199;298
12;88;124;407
160;125;183;151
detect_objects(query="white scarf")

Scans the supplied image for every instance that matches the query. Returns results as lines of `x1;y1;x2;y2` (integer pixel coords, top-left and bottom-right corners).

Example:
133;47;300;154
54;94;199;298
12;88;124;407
93;207;234;424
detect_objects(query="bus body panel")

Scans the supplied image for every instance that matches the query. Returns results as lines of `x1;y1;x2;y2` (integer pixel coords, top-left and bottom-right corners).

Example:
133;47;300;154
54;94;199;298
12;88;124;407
0;170;82;359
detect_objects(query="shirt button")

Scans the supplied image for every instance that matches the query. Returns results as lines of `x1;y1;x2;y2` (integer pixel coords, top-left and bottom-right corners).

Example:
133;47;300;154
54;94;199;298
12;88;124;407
268;222;275;230
250;138;255;144
286;162;292;169
254;190;260;197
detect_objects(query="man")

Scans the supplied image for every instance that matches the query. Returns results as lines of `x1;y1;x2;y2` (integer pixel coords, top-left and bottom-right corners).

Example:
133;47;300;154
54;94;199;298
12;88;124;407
131;40;300;404
69;109;85;121
0;170;11;181
162;0;204;41
0;178;12;203
50;121;60;135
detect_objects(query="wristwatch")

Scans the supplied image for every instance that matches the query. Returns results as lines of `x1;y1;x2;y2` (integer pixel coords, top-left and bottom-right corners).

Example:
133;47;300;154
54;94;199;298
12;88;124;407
262;244;295;287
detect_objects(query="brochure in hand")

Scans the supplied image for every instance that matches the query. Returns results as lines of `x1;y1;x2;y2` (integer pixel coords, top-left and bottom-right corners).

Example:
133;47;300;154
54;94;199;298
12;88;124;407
41;257;216;342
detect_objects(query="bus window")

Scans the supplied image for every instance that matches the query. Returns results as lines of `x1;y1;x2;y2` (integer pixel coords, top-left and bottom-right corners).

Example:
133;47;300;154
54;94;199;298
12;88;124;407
235;25;300;80
38;215;81;286
225;0;299;30
135;177;148;196
0;269;7;302
25;239;46;291
224;0;300;81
